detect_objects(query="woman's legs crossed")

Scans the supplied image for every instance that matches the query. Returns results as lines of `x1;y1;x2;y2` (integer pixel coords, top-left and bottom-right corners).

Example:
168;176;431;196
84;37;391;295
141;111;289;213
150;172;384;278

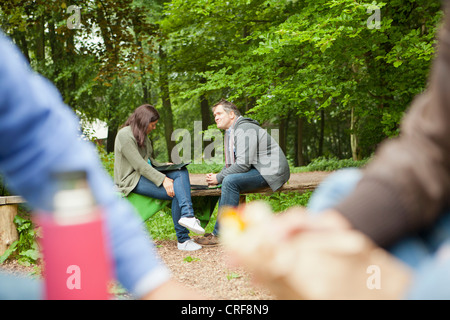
132;175;190;243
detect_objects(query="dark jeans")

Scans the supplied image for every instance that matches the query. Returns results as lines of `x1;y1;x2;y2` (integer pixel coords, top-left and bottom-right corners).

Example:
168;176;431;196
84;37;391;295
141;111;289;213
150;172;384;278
213;168;268;235
133;168;194;243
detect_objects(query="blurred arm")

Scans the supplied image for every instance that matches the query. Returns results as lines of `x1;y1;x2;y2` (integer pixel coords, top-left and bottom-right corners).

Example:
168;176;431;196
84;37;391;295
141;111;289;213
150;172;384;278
0;33;172;298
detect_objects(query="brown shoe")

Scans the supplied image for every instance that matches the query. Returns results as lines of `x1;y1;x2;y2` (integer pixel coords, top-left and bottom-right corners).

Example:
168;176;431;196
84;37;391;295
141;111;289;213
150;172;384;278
195;233;219;246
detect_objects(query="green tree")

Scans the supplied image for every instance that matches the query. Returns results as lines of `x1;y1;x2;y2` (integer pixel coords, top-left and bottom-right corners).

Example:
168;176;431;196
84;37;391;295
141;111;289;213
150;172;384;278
161;0;442;162
1;0;442;165
0;0;160;152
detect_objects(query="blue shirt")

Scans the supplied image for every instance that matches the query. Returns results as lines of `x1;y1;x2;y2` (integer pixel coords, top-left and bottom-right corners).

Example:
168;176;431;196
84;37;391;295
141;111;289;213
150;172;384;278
0;33;170;298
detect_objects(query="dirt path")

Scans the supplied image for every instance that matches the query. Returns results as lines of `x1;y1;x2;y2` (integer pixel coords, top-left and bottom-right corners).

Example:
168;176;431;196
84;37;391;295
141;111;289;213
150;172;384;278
0;240;275;300
155;240;275;300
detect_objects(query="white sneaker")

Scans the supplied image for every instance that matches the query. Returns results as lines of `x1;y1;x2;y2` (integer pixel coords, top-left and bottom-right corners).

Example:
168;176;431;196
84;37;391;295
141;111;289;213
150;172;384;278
177;239;202;251
178;217;205;234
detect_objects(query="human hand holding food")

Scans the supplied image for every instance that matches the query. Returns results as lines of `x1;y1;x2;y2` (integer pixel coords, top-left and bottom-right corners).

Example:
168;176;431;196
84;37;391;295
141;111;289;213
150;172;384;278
219;202;412;300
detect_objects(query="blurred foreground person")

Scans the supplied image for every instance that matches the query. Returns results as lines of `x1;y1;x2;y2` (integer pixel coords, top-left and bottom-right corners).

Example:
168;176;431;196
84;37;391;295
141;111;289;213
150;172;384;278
0;31;202;300
221;0;450;300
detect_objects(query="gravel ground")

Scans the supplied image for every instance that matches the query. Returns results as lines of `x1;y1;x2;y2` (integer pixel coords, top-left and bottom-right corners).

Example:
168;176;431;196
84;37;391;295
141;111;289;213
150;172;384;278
155;240;275;300
0;259;36;277
0;240;275;300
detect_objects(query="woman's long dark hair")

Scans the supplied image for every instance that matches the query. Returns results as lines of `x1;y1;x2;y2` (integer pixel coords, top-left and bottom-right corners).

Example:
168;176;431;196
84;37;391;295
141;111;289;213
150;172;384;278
122;104;160;148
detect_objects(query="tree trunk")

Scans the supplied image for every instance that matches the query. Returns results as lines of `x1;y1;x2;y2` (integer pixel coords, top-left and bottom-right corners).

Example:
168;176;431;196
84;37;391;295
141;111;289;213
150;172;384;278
199;77;212;131
97;5;118;152
35;15;45;64
97;3;117;76
106;128;117;154
199;77;212;155
279;117;287;156
48;22;63;65
350;105;361;160
295;117;305;166
318;109;325;157
13;31;30;64
0;205;19;256
159;46;176;161
132;26;150;103
97;5;114;53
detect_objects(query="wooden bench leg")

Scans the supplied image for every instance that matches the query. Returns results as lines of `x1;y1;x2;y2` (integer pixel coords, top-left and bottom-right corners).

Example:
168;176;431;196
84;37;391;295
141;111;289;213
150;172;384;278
0;204;19;256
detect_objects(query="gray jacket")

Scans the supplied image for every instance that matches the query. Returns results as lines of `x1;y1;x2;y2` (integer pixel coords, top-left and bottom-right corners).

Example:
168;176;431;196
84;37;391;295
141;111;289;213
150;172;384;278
216;117;290;191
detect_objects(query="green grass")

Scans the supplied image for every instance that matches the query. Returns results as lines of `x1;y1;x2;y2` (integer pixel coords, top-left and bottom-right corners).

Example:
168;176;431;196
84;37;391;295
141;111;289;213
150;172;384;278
186;157;369;176
246;191;313;212
187;163;224;174
290;156;370;173
144;204;219;241
144;210;178;240
144;191;313;241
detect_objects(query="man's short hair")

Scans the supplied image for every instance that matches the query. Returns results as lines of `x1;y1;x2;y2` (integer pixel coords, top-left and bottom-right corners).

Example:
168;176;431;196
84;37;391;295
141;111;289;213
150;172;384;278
212;98;241;117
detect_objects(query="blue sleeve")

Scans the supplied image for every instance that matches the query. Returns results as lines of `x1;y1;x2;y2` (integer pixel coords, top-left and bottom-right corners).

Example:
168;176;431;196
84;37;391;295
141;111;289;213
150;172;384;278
404;240;450;300
0;33;171;297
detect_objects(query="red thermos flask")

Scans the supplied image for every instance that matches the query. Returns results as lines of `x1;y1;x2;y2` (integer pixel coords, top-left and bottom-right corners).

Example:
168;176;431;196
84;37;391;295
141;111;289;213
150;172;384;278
38;170;113;300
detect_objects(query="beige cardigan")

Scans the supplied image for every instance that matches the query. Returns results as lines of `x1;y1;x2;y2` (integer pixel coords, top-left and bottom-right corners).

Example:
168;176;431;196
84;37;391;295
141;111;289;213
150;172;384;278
114;126;166;196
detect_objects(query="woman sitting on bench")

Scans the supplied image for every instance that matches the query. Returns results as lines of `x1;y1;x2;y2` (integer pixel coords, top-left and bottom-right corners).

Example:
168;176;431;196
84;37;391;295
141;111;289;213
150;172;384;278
114;104;204;251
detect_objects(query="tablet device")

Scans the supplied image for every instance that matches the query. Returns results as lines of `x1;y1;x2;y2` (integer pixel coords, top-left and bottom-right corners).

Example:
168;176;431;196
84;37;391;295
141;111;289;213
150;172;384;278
154;162;191;172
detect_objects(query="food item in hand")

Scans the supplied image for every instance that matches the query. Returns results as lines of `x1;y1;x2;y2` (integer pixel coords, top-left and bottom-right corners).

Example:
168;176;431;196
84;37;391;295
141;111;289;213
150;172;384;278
220;201;412;300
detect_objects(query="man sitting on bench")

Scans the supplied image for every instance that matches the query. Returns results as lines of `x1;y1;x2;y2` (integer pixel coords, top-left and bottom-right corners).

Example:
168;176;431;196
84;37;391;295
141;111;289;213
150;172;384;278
199;99;290;246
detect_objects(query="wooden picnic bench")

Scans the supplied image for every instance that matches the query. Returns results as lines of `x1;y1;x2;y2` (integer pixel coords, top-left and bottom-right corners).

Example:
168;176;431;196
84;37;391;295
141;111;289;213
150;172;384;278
0;172;330;256
127;171;330;227
189;172;327;197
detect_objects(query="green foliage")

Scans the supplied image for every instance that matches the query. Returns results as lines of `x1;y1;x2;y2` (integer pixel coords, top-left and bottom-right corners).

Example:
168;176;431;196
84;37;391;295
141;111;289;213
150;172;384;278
0;242;17;264
183;256;201;263
226;272;241;280
187;163;225;174
143;190;313;240
0;210;40;266
0;175;11;197
97;144;115;178
161;0;442;162
1;0;442;163
145;210;178;240
294;156;370;172
247;191;313;213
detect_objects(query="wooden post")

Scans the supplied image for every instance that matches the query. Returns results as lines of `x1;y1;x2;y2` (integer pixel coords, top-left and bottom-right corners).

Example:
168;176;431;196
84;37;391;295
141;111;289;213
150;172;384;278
0;204;19;256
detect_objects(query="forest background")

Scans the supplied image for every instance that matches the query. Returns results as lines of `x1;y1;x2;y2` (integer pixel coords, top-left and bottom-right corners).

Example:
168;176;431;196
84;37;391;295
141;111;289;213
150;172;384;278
0;0;443;169
0;0;445;267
